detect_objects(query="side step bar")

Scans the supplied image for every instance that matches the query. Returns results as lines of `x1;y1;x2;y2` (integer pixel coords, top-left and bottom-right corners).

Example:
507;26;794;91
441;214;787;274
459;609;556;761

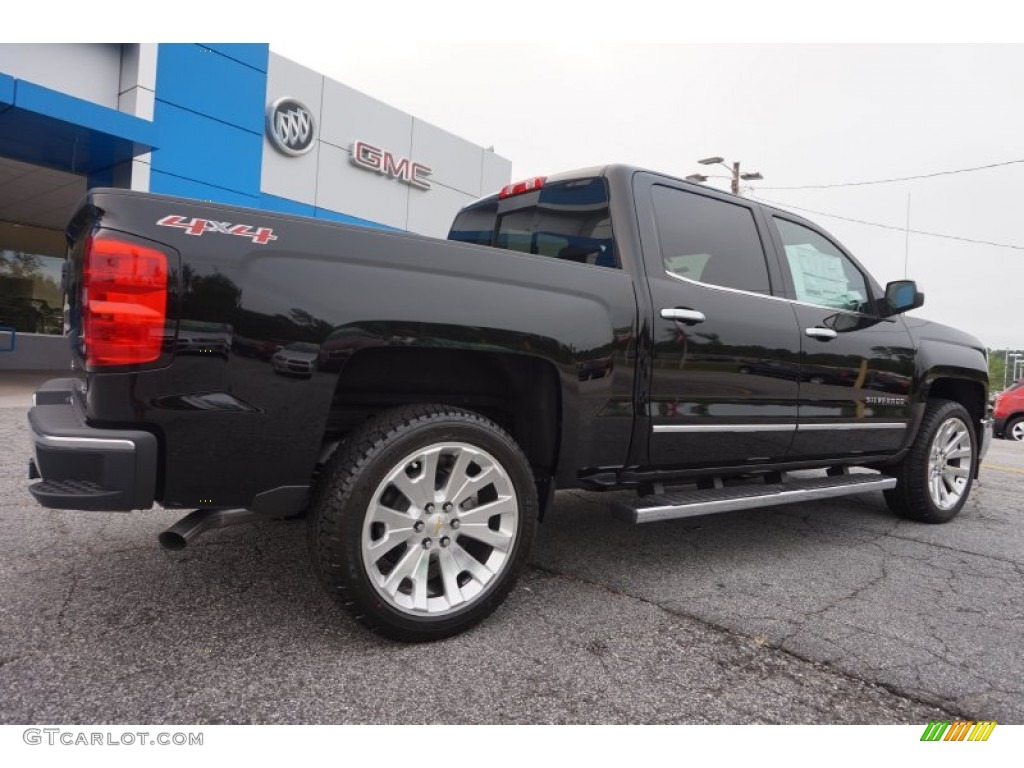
612;474;897;524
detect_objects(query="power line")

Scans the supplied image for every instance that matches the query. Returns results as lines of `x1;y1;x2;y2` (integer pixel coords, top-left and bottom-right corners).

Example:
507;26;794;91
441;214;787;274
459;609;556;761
750;196;1024;251
754;158;1024;190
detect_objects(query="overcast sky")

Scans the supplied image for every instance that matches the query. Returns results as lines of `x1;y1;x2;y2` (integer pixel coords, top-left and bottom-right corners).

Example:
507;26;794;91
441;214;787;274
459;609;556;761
12;3;1022;349
271;41;1023;350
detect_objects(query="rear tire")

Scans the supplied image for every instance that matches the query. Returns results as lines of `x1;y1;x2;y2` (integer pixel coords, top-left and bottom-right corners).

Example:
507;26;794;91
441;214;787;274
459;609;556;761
883;399;975;524
309;404;537;642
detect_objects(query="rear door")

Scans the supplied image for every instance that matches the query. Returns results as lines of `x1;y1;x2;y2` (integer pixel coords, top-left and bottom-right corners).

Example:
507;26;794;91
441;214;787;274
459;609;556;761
634;175;803;469
763;213;915;459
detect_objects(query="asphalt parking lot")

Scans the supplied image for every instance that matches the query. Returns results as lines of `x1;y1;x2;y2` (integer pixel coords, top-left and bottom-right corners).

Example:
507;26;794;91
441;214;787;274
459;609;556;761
1;378;1021;724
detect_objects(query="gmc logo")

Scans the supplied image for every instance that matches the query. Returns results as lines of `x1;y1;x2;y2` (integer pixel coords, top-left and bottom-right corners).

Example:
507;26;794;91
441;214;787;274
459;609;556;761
351;140;432;190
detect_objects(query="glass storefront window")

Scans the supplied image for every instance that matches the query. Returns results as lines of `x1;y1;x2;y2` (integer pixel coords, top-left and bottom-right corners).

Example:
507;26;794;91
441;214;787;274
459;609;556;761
0;250;64;334
0;218;67;336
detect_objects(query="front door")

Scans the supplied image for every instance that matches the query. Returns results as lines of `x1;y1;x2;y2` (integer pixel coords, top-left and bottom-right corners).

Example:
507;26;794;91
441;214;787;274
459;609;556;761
637;178;803;469
766;215;915;459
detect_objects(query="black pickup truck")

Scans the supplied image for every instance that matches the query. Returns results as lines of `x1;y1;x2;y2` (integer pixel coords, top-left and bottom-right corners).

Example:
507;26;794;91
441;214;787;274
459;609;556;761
27;165;992;641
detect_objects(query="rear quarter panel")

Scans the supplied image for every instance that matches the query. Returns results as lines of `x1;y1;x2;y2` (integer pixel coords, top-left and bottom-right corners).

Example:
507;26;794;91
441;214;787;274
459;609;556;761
81;190;638;508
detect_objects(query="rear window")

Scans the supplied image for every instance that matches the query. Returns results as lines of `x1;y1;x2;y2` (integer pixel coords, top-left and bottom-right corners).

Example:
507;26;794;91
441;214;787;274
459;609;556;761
448;177;617;269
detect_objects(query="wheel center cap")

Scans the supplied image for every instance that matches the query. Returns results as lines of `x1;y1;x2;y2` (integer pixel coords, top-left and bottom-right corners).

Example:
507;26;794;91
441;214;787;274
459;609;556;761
427;512;447;537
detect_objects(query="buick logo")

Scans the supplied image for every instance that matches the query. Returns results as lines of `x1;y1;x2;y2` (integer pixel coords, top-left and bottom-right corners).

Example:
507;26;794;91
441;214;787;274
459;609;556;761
266;97;316;156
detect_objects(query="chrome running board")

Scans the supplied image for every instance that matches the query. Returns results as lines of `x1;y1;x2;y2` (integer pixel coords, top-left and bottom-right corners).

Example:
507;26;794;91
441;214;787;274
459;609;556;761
612;473;897;524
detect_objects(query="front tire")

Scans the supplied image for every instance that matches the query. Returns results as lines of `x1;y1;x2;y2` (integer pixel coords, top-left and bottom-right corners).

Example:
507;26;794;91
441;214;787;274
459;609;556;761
1005;416;1024;442
309;404;537;642
884;399;976;523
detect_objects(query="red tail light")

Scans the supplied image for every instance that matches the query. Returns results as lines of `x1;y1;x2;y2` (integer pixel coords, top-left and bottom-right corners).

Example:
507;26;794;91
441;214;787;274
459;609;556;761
499;176;546;199
83;235;168;367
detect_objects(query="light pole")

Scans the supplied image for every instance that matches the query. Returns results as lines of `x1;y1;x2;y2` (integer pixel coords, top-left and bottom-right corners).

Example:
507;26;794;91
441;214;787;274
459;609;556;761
1006;351;1022;390
688;156;763;196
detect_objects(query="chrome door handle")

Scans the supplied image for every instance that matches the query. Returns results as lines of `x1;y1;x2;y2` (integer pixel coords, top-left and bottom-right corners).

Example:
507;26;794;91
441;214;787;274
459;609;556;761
661;308;706;324
805;327;838;340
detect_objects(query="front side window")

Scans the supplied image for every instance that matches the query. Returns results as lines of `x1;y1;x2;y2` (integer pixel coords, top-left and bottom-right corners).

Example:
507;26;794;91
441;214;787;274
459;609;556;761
652;185;772;295
773;218;871;313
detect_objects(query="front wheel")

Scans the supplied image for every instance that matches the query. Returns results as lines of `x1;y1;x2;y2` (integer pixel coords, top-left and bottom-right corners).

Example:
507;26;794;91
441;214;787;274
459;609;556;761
309;404;537;642
1005;416;1024;442
884;399;976;523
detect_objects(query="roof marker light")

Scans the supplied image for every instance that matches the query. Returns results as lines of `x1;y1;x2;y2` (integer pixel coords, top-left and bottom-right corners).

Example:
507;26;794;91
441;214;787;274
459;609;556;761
499;176;547;199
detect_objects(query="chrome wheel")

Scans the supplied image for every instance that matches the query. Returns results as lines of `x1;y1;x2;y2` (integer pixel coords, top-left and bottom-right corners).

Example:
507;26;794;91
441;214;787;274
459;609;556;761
361;441;519;617
926;417;973;511
1009;419;1024;441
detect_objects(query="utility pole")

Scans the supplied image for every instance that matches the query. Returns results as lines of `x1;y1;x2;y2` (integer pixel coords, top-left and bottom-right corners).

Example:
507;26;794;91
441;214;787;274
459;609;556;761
1004;351;1022;390
687;157;763;197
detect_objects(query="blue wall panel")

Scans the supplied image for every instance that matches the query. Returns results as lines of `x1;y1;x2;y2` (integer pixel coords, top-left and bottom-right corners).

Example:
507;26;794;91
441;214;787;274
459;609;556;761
150;171;260;208
201;44;269;73
0;42;393;233
259;193;316;218
14;80;154;146
0;72;14;106
154;44;266;134
150;101;262;195
258;193;397;231
88;166;115;188
150;43;268;201
0;75;153;174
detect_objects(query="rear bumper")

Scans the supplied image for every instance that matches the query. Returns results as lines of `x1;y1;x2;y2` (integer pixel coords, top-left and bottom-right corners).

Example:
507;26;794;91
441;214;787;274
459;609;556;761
27;379;157;511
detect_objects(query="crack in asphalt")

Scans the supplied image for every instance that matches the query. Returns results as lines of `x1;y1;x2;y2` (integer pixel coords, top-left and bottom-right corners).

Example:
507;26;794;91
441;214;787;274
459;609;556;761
536;479;1024;718
55;570;80;632
526;561;963;719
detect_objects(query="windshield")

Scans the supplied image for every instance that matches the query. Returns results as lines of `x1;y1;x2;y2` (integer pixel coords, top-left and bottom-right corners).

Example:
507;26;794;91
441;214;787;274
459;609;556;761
448;177;617;269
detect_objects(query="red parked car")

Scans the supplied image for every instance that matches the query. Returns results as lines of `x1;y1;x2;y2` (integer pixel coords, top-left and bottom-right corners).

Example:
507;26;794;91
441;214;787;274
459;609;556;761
994;381;1024;441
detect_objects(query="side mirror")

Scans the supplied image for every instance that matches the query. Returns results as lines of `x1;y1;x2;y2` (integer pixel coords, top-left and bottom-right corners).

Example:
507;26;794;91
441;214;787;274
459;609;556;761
883;280;925;316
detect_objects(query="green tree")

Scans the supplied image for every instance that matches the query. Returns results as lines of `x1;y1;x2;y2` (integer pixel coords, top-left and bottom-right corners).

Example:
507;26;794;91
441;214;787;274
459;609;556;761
988;348;1024;393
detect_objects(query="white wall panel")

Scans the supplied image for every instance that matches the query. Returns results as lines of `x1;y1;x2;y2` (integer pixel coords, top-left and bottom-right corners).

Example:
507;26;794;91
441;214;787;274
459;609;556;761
261;52;511;234
406;183;474;240
317;142;409;230
320;79;412;157
481;150;513;198
411;119;484;197
0;44;122;109
261;53;325;206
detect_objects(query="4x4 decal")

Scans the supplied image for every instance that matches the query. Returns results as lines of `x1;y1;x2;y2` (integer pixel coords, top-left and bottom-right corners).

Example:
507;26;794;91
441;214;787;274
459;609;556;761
156;215;278;245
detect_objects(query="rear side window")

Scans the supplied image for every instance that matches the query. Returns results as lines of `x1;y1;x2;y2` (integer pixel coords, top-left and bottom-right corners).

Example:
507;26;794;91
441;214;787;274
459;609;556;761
449;177;617;268
652;185;771;295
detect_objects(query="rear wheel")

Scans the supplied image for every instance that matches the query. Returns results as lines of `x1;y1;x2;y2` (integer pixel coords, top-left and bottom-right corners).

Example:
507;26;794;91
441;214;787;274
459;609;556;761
1005;416;1024;441
309;404;537;642
884;399;975;523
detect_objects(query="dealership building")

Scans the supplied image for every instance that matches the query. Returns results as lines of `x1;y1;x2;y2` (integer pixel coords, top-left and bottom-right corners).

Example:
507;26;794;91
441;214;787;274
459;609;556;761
0;43;512;371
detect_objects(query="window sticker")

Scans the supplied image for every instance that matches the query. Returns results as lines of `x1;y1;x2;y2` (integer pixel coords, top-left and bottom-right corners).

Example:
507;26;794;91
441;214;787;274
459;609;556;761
785;244;863;309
